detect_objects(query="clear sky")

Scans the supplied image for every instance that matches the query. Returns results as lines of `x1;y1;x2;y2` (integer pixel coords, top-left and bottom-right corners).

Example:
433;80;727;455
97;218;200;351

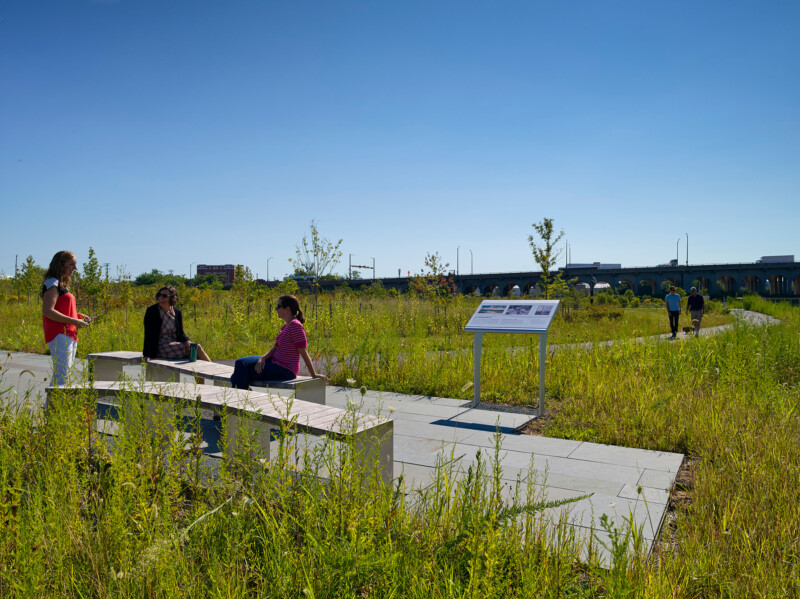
2;0;798;280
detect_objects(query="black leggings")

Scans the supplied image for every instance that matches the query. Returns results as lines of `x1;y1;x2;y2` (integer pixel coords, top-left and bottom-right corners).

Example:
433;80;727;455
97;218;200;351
668;311;680;335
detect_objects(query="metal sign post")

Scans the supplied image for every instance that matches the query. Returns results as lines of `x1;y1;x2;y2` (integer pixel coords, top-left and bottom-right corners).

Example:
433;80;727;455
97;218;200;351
465;299;559;413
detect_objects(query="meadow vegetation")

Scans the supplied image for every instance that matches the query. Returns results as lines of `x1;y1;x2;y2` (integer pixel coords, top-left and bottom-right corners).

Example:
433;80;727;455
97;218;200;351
0;279;733;402
1;275;798;596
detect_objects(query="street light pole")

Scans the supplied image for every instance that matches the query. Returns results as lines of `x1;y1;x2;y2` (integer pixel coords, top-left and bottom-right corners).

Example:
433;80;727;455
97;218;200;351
370;257;375;280
469;249;473;274
267;257;273;281
676;239;680;264
685;233;689;266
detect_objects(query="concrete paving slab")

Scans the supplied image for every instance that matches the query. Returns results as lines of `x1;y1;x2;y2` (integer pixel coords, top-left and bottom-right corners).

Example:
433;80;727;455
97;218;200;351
529;471;625;498
541;492;661;540
638;468;681;490
568;442;684;473
618;483;669;505
461;431;583;458
330;396;472;419
379;411;445;424
392;420;487;444
439;408;532;431
394;462;438;490
394;438;459;466
528;454;652;486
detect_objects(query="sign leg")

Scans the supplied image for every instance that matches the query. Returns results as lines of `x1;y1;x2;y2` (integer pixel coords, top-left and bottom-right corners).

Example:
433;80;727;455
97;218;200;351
539;333;547;414
473;332;483;407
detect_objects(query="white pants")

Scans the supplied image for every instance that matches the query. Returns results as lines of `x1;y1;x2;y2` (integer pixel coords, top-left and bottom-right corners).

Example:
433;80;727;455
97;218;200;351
47;334;77;386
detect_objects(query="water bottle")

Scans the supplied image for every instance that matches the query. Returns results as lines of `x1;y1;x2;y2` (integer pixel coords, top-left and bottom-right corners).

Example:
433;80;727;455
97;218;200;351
189;342;198;362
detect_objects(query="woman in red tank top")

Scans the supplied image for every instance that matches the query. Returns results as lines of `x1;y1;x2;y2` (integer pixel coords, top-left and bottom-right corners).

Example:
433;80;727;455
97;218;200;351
41;251;89;386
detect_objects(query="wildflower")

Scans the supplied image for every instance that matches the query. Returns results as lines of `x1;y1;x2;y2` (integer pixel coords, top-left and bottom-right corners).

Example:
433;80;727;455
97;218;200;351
460;381;474;393
388;406;397;413
360;386;367;397
346;378;356;386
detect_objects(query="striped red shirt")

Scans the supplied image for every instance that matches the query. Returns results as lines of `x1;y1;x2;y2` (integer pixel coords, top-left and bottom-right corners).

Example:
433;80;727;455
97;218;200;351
271;319;307;375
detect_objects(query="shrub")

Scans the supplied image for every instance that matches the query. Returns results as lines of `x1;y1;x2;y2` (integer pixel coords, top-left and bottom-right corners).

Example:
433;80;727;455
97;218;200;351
586;305;623;320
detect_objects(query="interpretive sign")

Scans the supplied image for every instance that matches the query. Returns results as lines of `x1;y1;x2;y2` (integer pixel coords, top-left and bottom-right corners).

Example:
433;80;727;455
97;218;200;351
465;299;560;412
465;299;560;334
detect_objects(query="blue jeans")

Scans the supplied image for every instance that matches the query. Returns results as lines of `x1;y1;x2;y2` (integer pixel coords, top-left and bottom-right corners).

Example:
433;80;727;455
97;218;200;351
230;356;295;389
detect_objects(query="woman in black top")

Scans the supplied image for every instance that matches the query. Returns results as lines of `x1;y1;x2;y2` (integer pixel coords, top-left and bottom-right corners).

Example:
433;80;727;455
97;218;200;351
143;285;211;361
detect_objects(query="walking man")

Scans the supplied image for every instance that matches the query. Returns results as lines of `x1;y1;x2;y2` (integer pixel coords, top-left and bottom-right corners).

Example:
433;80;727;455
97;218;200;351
665;285;681;339
687;286;705;337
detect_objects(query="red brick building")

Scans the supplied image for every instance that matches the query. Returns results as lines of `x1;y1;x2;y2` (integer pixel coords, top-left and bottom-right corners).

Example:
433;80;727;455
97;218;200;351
196;264;236;286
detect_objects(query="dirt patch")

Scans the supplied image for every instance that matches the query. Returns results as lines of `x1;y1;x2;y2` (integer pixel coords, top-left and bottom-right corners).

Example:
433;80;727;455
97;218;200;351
517;406;559;435
650;455;697;564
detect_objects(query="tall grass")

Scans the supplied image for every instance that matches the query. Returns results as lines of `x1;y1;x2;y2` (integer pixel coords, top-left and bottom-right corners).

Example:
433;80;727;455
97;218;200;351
539;297;800;596
1;382;633;597
0;282;732;402
2;287;799;595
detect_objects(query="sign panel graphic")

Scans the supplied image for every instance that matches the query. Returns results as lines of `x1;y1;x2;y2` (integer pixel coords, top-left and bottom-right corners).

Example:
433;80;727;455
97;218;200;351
465;299;560;334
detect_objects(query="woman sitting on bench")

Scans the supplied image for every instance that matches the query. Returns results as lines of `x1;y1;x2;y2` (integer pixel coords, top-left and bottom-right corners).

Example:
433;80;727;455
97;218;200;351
143;285;211;361
231;294;325;389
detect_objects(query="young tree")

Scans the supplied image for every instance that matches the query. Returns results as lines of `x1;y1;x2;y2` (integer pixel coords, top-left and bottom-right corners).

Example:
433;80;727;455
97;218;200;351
116;265;133;325
233;265;259;315
80;247;104;312
410;252;456;297
292;220;343;280
423;251;449;277
528;218;572;299
17;255;42;302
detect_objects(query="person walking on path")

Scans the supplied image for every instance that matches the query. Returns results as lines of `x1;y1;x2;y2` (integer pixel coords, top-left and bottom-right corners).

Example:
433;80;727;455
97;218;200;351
41;251;89;386
665;286;681;340
686;287;705;336
230;294;326;389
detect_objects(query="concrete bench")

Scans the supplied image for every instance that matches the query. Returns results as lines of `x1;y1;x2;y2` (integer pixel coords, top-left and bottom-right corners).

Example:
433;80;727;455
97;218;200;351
47;381;393;487
87;351;326;405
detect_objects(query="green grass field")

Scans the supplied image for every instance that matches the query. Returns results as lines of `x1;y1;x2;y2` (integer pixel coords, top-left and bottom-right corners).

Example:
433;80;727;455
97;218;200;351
1;283;733;402
1;285;797;596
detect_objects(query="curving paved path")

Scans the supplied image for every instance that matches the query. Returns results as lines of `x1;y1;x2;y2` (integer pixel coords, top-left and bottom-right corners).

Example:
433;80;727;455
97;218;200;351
546;308;779;354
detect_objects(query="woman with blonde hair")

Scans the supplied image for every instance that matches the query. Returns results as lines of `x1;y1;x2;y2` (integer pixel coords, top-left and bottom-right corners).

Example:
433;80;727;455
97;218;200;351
231;294;325;389
41;250;89;386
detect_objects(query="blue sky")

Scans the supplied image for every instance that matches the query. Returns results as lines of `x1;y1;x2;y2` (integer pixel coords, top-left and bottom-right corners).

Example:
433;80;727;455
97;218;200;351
2;0;798;280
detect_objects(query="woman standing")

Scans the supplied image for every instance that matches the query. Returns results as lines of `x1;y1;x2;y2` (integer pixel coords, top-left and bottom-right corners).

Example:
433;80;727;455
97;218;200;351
143;285;211;361
231;294;325;389
42;251;89;386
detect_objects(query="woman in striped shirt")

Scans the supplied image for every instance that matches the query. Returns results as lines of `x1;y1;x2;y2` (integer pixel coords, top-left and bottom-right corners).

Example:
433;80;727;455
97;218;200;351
230;294;326;389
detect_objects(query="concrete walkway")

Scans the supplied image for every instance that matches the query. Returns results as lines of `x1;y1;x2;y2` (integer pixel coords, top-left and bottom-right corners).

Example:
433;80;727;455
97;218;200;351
2;349;682;562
